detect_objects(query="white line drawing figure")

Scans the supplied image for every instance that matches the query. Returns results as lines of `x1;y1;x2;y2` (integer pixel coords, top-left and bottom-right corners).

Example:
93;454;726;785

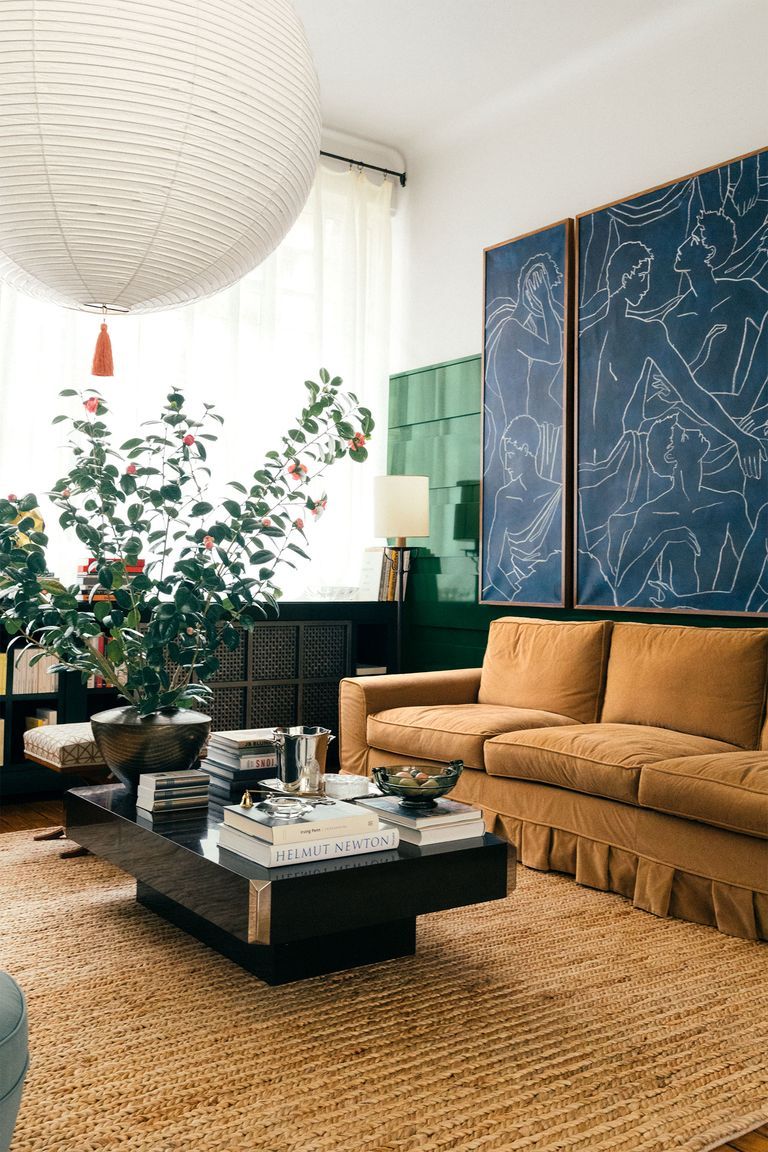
581;240;766;479
716;154;768;285
650;501;768;614
660;211;768;397
485;252;564;480
483;415;561;601
606;416;753;606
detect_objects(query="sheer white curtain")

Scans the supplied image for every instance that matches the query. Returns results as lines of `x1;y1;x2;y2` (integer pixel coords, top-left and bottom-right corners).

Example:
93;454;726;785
0;165;392;597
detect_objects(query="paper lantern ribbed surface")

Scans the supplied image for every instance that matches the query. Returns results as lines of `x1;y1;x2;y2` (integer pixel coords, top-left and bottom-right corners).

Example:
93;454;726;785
0;0;321;313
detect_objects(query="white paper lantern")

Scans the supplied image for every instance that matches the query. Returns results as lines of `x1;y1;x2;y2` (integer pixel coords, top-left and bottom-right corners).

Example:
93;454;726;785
0;0;321;313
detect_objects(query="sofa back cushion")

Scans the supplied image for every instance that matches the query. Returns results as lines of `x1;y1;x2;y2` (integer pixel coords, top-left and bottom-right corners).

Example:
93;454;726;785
601;622;768;749
478;618;612;723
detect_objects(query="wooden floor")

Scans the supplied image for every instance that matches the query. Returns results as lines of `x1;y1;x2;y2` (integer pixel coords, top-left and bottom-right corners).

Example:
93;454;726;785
1;797;766;1151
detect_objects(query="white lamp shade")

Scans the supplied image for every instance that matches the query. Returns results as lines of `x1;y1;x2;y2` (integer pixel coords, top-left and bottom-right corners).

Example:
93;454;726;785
0;0;321;313
373;475;430;540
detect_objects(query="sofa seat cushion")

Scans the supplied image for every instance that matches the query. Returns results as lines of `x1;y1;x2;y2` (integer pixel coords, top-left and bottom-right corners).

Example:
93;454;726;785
639;753;768;839
367;704;578;771
484;724;739;805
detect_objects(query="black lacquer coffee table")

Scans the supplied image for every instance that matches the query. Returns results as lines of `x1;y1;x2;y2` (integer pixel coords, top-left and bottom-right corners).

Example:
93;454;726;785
65;785;512;985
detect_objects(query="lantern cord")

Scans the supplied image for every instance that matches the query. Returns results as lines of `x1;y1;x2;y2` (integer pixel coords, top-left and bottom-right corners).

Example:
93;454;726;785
320;150;406;188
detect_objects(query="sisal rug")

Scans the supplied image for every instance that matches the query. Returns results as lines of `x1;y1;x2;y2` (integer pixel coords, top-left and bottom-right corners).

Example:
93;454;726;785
1;832;767;1152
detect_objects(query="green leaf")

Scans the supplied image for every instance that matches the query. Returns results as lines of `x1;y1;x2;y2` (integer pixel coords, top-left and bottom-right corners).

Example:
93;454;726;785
59;389;78;397
222;499;241;518
26;552;46;575
93;601;111;623
191;501;214;517
51;414;67;425
120;438;143;450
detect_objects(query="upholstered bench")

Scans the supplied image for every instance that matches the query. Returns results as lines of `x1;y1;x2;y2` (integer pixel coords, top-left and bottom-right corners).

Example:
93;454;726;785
0;971;28;1152
23;722;106;778
23;722;110;857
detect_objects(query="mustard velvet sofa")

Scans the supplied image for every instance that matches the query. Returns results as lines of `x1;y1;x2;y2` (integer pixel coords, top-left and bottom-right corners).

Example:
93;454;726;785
339;618;768;941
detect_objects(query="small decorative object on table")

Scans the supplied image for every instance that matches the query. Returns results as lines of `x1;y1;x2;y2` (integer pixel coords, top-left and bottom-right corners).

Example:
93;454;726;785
322;773;372;800
372;760;463;809
273;725;335;794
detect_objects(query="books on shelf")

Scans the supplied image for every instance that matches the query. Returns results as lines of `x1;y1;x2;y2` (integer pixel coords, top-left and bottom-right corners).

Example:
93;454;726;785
0;718;4;766
222;797;376;844
0;653;6;694
76;556;145;604
217;821;400;868
355;547;412;603
8;646;58;695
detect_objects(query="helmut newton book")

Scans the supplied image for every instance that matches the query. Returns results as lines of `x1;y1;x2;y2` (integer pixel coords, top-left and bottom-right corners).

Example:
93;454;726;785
217;822;400;867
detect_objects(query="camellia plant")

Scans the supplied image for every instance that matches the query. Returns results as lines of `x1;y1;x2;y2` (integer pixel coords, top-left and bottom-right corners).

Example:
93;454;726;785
0;371;373;715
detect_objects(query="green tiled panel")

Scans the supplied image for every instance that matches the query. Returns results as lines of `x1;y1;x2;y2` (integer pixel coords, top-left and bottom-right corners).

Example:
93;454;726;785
389;415;480;488
389;356;481;427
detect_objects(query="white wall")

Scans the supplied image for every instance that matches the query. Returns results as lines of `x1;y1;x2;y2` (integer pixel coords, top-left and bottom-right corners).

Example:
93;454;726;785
392;0;768;373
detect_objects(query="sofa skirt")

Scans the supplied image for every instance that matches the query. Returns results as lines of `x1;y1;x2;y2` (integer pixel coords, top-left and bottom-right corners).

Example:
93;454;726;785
446;767;768;942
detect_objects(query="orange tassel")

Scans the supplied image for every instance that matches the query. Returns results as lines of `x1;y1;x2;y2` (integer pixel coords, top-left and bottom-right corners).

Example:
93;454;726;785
92;322;114;377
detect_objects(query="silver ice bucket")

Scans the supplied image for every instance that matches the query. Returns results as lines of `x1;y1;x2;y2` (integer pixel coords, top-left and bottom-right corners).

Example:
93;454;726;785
273;725;335;793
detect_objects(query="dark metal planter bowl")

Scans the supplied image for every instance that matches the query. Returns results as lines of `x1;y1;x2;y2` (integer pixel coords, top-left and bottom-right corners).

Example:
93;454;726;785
90;706;211;794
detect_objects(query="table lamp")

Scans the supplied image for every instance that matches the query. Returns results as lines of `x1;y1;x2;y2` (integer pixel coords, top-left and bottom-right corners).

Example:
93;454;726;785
373;475;430;672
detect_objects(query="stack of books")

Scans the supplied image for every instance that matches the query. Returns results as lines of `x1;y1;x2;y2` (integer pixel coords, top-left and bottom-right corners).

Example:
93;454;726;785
135;769;210;821
76;556;145;603
201;728;278;805
217;797;400;868
353;796;485;845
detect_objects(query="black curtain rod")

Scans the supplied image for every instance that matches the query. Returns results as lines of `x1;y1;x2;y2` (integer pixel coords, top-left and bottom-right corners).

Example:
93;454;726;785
320;149;407;188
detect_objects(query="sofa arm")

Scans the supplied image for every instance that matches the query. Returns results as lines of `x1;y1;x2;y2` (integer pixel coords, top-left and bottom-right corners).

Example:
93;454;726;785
339;668;482;776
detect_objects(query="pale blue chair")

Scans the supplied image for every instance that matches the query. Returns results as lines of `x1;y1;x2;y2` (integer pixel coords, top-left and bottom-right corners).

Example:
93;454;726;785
0;972;28;1152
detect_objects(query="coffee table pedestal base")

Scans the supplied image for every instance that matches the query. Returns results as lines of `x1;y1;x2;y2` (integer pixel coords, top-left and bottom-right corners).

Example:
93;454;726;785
137;881;416;985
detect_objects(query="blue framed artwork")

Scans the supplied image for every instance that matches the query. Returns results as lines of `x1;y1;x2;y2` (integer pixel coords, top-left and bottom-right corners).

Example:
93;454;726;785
480;219;572;607
576;146;768;616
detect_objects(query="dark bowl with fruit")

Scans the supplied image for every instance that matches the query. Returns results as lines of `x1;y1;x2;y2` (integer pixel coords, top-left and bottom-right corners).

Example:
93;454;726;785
371;760;463;809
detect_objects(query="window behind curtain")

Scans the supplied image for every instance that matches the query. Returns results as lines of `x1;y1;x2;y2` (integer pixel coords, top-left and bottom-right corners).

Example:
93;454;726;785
0;166;392;597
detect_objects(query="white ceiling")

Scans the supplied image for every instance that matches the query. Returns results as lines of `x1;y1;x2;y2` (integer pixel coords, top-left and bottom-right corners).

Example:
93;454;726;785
293;0;704;160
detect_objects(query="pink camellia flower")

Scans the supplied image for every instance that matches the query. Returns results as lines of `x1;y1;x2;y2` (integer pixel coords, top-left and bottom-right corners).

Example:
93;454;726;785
310;498;327;519
202;535;214;550
186;626;196;636
61;489;71;499
262;518;271;527
347;432;366;450
183;433;195;446
83;397;99;415
7;493;16;502
294;517;304;531
287;460;307;481
126;463;137;476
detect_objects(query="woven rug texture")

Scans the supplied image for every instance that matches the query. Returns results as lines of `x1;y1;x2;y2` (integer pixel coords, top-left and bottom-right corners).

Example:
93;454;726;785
1;832;767;1152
